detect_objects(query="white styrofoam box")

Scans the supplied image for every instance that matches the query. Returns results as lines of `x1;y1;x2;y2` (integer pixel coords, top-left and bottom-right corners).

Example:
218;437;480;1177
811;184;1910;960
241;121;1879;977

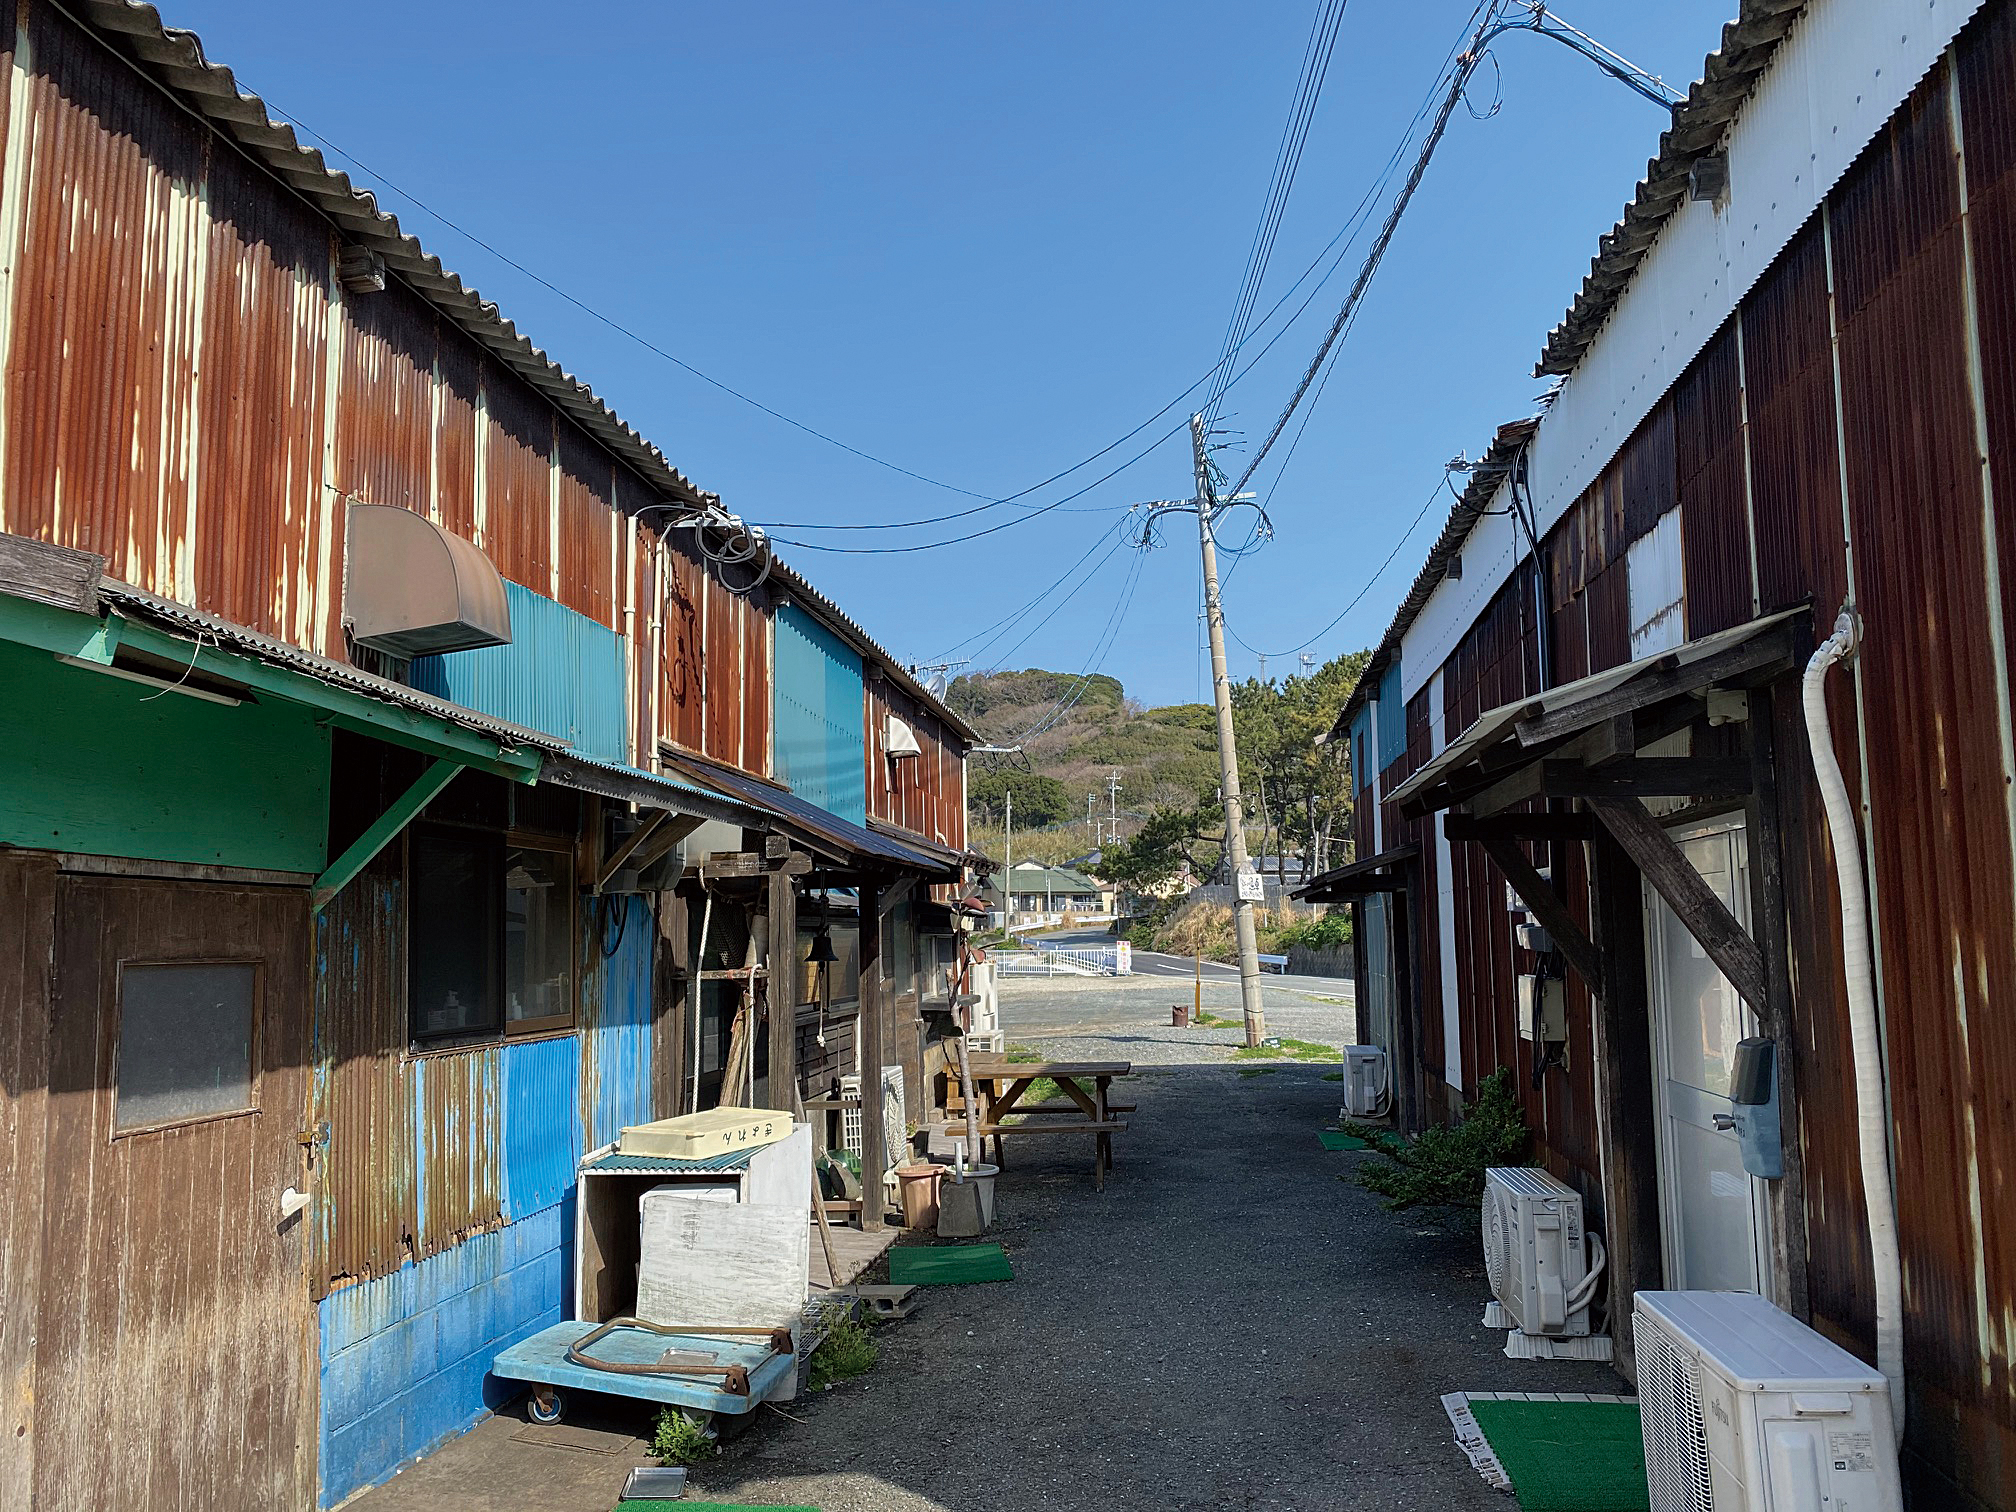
743;1124;812;1212
641;1181;737;1211
636;1195;810;1331
618;1107;792;1160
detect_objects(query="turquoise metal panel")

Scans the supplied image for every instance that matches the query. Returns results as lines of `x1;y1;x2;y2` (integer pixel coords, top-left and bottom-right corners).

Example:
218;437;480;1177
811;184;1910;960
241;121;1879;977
500;1034;582;1220
412;580;627;761
1375;657;1406;770
772;603;866;824
1348;707;1372;787
581;895;655;1149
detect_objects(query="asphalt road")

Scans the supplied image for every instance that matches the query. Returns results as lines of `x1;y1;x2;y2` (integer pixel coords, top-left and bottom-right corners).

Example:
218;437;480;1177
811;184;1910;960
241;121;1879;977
1028;927;1241;979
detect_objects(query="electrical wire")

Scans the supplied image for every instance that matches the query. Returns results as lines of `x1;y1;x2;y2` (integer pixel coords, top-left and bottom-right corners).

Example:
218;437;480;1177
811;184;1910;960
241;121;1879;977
1227;0;1503;500
1014;548;1150;742
1202;0;1351;427
1224;471;1450;661
930;513;1137;664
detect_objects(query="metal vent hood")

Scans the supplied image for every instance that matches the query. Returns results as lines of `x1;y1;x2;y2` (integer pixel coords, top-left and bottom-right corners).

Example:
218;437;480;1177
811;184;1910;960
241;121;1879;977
345;502;512;658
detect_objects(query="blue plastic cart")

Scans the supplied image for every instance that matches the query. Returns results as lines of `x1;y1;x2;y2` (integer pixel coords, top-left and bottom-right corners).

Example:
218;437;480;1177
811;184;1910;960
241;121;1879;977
491;1316;798;1428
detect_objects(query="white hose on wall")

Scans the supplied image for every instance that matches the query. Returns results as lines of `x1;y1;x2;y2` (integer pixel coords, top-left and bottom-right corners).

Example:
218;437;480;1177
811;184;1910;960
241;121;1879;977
1801;609;1906;1440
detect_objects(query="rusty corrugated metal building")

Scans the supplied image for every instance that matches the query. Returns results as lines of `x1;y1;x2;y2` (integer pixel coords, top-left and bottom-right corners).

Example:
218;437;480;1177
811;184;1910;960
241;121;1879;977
0;3;979;1507
1314;0;2016;1504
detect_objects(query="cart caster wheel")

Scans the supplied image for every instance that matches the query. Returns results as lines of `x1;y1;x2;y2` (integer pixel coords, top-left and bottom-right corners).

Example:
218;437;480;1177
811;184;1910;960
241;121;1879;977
528;1387;565;1425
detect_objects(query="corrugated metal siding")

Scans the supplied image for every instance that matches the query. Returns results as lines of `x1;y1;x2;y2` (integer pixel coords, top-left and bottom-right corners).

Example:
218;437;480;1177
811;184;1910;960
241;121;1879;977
312;856;418;1295
195;145;334;649
435;334;484;544
332;281;436;520
1619;400;1678;541
500;1035;581;1220
581;895;655;1150
482;374;554;594
1675;319;1755;635
659;538;706;755
411;579;628;760
1833;56;2016;1487
1;6;203;602
702;569;743;765
1374;657;1406;769
412;1044;504;1255
555;425;618;630
867;677;965;848
774;604;867;825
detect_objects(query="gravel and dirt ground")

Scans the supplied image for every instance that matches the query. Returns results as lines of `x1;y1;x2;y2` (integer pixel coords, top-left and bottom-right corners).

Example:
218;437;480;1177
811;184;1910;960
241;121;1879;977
347;972;1625;1512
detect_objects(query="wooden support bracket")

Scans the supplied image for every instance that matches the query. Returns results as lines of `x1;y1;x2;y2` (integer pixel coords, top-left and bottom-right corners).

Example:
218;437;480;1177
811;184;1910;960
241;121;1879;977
1588;796;1768;1010
1445;811;1595;843
1514;623;1797;747
313;757;462;908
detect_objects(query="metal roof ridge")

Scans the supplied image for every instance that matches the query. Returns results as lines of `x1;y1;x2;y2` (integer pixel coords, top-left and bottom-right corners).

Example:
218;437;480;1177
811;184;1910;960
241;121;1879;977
1533;0;1809;379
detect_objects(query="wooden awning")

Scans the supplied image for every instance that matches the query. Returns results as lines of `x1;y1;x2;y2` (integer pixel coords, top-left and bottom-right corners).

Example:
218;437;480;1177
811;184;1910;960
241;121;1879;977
1389;608;1805;821
1293;844;1417;902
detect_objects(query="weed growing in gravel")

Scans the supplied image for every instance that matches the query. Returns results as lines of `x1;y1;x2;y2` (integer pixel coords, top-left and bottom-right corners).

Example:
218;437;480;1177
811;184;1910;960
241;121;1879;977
1231;1037;1339;1061
652;1408;716;1465
1236;1067;1277;1078
1004;1043;1042;1063
808;1314;879;1392
1344;1067;1530;1217
1192;1010;1238;1029
1321;1071;1343;1082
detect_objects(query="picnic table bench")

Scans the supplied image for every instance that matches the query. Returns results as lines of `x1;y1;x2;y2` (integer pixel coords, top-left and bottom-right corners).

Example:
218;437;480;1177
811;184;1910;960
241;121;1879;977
957;1055;1131;1190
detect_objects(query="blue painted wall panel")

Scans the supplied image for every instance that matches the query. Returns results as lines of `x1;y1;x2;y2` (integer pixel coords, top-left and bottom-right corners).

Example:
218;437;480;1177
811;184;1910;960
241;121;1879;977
772;604;866;824
582;896;655;1149
502;1035;582;1220
412;580;628;760
1375;657;1406;770
1348;707;1372;790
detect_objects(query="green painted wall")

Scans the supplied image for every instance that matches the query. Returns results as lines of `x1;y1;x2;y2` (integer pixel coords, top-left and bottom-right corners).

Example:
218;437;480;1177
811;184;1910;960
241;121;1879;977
0;640;331;873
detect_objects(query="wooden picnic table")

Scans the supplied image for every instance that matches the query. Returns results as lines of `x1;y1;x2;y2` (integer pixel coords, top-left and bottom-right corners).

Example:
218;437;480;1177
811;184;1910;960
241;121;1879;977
958;1055;1132;1190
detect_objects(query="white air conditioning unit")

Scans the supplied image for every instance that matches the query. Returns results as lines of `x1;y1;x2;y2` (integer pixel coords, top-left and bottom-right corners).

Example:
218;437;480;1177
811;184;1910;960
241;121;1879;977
1634;1291;1901;1512
839;1066;906;1174
1481;1166;1610;1361
1342;1045;1387;1118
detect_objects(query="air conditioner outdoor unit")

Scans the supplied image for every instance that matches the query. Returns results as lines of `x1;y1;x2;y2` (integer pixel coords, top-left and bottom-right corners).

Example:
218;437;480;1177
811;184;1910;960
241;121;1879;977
1342;1045;1387;1118
1481;1166;1610;1361
1634;1291;1901;1512
838;1066;906;1175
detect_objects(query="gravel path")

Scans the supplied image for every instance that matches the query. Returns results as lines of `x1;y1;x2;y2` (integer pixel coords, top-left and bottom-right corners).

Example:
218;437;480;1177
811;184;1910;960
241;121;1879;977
688;994;1623;1512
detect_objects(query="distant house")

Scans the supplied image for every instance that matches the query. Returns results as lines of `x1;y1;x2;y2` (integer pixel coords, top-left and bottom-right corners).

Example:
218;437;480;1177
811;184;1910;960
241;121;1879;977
986;862;1111;921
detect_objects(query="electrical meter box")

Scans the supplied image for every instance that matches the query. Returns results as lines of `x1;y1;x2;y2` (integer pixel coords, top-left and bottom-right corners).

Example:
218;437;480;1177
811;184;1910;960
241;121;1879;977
1515;974;1567;1045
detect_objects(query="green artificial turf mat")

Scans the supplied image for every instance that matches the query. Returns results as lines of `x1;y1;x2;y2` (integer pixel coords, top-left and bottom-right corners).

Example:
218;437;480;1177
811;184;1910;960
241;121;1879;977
1467;1399;1649;1512
1317;1129;1368;1150
887;1242;1014;1285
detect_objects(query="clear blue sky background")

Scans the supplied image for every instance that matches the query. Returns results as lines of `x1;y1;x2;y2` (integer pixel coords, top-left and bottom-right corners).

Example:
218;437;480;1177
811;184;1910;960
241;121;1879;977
176;0;1732;707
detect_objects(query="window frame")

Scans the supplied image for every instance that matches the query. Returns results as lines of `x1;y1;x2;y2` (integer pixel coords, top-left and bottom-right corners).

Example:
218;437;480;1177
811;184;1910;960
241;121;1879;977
406;822;579;1051
110;955;264;1138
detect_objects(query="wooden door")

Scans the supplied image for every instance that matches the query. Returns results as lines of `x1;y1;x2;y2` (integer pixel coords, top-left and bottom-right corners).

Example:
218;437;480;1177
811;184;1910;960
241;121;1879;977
34;876;314;1512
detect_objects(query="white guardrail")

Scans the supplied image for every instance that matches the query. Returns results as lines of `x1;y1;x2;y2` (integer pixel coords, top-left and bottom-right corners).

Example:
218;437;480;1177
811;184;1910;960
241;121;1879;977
994;942;1133;978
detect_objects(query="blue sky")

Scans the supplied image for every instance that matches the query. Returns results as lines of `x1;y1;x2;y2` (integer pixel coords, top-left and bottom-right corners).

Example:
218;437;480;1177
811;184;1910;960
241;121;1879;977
176;0;1732;707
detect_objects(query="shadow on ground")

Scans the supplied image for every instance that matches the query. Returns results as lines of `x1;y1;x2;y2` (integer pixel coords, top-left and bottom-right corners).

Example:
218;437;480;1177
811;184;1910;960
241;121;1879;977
359;1062;1617;1512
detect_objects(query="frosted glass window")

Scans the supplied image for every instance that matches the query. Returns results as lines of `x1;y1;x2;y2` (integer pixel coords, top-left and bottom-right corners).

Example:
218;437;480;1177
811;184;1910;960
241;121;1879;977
116;963;256;1131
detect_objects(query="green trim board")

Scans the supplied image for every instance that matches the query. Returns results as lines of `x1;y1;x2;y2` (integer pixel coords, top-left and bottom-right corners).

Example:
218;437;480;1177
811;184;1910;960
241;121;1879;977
313;757;463;906
0;637;332;873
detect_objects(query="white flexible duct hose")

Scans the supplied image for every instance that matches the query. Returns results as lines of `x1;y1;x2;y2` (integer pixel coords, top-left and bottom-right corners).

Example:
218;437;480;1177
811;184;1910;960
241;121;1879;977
1802;609;1906;1439
1567;1230;1607;1314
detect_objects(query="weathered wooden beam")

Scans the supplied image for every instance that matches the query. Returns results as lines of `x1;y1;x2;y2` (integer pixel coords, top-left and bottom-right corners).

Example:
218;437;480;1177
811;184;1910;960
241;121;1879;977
1588;796;1768;1010
628;813;703;876
701;851;767;879
0;532;102;614
313;758;462;908
1539;757;1751;800
857;878;886;1232
768;855;800;1111
1469;830;1607;999
1445;811;1596;842
1514;622;1797;747
597;811;667;891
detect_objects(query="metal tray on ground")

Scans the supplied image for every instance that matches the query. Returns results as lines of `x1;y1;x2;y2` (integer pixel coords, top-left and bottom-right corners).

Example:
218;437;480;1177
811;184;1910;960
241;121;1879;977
490;1318;797;1425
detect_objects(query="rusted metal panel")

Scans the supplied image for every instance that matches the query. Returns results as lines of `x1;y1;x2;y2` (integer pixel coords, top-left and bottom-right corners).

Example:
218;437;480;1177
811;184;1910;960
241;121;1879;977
659;535;706;756
701;567;743;765
312;853;417;1294
1744;222;1851;618
0;851;53;1502
1833;59;2016;1479
331;281;435;520
413;1042;504;1256
742;587;772;777
482;370;555;593
555;423;617;629
2;6;203;600
434;335;483;544
1619;400;1678;543
1675;319;1754;636
193;147;334;649
36;876;314;1512
1584;561;1630;672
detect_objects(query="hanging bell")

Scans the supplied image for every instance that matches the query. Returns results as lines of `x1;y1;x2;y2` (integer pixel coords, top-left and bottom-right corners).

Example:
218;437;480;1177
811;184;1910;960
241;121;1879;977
806;930;839;965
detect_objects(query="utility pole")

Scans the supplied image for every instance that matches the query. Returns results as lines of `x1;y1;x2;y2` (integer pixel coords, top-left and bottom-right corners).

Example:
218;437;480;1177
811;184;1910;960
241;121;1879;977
1004;787;1013;931
1106;769;1122;849
1087;792;1097;844
1190;412;1267;1046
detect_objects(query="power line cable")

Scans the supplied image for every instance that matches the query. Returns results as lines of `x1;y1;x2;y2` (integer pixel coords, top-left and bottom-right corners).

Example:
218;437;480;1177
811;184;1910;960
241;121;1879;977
1015;548;1150;741
1227;0;1502;499
930;513;1136;664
